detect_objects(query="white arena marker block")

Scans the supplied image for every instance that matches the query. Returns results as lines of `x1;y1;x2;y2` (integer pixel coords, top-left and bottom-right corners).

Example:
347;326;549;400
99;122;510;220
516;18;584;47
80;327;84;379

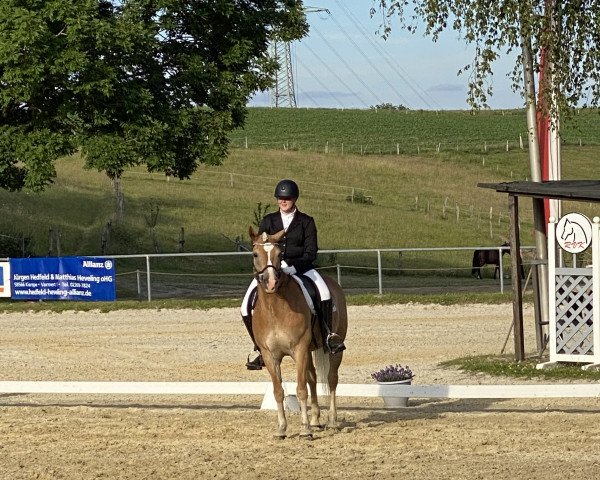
260;382;300;411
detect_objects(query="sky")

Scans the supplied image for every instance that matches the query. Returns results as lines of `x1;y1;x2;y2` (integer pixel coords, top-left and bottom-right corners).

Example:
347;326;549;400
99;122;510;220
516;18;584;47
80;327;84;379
249;0;525;110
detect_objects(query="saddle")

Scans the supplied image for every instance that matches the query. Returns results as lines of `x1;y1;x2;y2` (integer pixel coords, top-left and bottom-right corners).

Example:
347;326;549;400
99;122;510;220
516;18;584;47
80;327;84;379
249;274;324;350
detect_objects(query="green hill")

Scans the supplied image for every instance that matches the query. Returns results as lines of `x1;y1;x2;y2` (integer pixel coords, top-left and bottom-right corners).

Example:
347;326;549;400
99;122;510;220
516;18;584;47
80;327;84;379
2;108;599;258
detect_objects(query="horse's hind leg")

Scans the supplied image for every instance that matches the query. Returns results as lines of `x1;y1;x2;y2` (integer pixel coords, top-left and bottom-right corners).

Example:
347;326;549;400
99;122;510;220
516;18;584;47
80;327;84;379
327;352;343;429
306;353;321;429
295;347;314;439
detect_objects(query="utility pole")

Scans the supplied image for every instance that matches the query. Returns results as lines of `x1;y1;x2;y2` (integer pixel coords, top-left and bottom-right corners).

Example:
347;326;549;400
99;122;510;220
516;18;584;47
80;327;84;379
522;33;550;351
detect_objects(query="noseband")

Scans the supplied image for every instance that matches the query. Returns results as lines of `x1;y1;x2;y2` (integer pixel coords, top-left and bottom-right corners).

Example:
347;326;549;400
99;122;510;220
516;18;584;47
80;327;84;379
253;242;283;282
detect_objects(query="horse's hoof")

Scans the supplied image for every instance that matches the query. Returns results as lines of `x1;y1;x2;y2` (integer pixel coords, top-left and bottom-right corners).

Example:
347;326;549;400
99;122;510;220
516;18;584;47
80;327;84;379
273;434;286;440
299;433;314;440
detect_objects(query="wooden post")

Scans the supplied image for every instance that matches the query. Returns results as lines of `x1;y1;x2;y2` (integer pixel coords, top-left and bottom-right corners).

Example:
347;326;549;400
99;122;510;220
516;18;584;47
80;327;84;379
48;228;54;256
179;227;185;253
509;194;525;361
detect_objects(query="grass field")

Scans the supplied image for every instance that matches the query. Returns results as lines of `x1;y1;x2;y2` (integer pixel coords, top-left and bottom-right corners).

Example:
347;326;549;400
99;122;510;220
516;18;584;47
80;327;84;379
1;107;598;298
230;107;600;155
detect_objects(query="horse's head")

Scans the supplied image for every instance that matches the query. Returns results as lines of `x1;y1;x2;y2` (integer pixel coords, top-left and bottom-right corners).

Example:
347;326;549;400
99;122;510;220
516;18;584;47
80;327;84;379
561;219;574;241
249;227;286;293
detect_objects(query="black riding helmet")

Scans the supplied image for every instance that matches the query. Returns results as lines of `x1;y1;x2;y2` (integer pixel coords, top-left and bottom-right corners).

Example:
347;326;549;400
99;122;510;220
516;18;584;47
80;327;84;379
274;179;299;199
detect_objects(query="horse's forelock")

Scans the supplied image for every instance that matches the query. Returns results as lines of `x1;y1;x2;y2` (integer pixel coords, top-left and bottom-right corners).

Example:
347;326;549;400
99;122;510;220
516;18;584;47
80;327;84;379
262;232;268;242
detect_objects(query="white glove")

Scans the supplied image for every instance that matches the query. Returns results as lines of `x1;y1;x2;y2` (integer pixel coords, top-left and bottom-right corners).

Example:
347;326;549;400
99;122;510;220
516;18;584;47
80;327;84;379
282;265;296;275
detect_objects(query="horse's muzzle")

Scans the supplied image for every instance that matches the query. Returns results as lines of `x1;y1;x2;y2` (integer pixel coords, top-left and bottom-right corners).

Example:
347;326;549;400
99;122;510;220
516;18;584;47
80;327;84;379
255;266;281;293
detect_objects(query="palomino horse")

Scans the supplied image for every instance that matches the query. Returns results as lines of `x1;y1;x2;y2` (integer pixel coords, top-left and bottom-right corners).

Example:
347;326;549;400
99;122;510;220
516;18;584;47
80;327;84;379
249;227;348;439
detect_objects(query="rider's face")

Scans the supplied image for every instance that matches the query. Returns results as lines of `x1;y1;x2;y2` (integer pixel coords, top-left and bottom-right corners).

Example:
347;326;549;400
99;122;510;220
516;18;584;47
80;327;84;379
277;197;296;214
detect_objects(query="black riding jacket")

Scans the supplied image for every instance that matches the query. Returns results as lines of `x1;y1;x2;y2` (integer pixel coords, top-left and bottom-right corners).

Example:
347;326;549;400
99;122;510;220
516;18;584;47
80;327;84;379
258;209;318;274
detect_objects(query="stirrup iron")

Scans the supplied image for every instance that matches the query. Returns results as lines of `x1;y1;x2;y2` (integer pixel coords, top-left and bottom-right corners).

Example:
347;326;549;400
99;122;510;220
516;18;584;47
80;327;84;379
326;332;346;354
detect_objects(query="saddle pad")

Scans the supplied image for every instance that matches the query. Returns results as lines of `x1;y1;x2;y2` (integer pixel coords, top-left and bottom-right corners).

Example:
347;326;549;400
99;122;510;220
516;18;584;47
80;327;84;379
291;274;317;314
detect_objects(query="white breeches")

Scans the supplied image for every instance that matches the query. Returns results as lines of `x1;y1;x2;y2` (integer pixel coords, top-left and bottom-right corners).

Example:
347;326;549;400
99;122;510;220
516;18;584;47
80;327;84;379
240;268;330;317
240;278;258;317
302;269;331;301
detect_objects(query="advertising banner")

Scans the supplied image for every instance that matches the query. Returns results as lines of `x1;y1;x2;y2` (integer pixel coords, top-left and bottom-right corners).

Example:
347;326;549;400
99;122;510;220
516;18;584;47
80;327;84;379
0;261;11;298
10;257;116;301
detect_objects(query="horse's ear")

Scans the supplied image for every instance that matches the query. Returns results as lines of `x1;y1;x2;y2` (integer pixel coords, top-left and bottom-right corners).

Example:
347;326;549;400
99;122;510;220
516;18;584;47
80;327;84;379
249;227;257;242
271;229;286;243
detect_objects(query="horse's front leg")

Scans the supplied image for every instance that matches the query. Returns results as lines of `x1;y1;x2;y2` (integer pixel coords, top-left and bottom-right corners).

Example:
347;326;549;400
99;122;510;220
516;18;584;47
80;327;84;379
264;355;287;439
295;347;313;439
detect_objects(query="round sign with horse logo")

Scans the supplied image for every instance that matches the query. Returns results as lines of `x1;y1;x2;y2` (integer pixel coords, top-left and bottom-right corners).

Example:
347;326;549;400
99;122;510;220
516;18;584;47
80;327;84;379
556;213;593;254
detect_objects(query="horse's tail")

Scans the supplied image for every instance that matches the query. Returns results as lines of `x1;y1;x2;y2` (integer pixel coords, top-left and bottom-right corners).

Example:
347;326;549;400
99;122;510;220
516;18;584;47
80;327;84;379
312;347;330;396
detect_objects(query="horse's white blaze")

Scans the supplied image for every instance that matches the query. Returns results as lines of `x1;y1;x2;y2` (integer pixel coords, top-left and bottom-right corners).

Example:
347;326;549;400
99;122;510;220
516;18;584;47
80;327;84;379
262;243;277;290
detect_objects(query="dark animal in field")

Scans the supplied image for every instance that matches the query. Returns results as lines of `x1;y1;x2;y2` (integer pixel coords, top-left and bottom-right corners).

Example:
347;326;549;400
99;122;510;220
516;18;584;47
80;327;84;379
472;242;524;280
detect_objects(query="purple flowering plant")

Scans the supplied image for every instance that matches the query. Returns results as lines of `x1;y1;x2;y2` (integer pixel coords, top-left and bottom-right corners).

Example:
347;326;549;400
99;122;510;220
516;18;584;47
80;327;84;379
371;364;414;383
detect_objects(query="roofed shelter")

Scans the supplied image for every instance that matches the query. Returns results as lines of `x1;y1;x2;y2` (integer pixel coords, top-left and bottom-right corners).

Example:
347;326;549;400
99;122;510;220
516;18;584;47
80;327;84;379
478;180;600;361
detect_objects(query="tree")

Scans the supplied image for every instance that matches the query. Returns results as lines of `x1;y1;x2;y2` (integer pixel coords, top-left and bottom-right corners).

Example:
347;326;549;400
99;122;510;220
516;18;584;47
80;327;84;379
0;0;308;193
372;0;600;357
372;0;600;114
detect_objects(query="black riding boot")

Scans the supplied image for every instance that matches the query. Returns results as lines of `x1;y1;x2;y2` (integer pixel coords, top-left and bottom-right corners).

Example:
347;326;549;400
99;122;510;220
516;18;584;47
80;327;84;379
320;299;346;354
242;314;264;370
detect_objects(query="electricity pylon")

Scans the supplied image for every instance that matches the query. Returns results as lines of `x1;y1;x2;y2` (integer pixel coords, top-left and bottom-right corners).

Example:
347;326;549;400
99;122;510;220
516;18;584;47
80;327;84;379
270;39;297;108
269;6;329;108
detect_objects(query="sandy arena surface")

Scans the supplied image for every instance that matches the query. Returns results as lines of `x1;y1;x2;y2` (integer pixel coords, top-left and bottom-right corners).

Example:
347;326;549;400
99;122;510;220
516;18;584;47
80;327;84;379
1;303;600;479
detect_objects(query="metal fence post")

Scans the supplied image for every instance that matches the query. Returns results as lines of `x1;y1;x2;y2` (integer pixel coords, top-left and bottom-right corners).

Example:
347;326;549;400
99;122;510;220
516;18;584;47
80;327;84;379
336;264;342;286
499;247;504;293
377;250;383;295
136;269;141;300
146;256;152;301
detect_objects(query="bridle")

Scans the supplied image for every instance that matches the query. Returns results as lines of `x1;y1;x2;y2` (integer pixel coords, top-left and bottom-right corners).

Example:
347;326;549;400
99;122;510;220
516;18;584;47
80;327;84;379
252;241;284;283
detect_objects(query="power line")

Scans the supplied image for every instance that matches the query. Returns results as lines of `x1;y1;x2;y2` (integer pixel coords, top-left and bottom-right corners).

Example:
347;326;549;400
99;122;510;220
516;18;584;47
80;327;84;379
333;0;443;109
295;56;347;108
300;40;370;108
308;23;385;106
325;12;412;107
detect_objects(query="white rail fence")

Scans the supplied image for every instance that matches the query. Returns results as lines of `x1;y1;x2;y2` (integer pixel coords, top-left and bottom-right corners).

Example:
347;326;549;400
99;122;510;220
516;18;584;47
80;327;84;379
108;246;535;301
3;381;600;411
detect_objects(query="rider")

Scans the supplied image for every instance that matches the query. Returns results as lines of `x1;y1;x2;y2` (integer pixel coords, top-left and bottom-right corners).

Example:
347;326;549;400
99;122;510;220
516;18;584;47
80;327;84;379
240;179;346;370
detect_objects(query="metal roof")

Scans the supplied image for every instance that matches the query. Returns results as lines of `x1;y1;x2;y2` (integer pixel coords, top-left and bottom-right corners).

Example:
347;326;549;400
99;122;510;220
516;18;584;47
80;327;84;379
478;180;600;202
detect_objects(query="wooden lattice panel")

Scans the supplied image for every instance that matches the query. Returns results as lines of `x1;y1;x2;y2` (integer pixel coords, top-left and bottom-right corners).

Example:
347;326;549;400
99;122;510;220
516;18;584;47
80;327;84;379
555;273;594;356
